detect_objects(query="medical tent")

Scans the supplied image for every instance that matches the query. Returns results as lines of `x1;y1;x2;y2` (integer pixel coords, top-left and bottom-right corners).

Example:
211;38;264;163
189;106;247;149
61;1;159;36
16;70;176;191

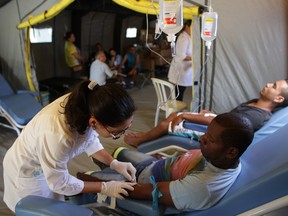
0;0;287;112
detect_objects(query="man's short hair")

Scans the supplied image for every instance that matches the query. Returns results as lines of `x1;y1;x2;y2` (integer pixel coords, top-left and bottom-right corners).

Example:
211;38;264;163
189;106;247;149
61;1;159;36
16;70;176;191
281;79;288;104
214;112;254;157
95;50;105;59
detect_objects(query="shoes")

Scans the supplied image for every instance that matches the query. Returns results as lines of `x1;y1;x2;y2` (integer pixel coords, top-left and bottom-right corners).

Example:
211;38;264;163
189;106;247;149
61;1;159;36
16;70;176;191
121;81;126;87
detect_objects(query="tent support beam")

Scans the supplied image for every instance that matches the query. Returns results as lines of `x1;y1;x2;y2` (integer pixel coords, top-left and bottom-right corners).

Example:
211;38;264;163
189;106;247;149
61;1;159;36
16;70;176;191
185;0;208;8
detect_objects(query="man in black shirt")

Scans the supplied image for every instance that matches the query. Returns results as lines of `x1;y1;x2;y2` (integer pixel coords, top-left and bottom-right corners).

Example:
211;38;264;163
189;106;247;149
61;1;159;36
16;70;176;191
125;80;288;147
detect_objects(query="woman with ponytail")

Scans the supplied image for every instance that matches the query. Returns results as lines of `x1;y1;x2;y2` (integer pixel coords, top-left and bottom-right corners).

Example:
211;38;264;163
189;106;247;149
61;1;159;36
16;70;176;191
168;19;193;101
3;80;137;212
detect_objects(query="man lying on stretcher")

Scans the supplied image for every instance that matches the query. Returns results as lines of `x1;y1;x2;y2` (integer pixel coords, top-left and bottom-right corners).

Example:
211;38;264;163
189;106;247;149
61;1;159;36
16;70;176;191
124;79;288;147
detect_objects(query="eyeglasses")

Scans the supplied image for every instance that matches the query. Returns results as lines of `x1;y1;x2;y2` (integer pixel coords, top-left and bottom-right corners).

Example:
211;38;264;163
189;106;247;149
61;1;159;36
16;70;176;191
103;123;132;140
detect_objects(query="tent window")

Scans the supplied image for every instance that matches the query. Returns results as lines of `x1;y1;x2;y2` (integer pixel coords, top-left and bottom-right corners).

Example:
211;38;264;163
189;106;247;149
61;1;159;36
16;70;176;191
126;27;137;38
30;27;53;43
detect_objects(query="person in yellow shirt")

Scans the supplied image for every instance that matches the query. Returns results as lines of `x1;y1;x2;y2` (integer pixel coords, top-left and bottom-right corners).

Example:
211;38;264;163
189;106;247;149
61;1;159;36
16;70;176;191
64;31;84;78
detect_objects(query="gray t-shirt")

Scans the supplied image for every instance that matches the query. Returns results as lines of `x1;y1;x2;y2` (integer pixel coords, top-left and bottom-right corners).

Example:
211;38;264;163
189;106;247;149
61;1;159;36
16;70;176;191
230;99;272;131
169;159;242;210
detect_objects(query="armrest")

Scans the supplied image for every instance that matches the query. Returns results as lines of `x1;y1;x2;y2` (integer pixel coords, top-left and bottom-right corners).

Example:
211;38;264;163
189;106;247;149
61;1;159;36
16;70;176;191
182;121;208;132
16;90;39;97
136;122;207;155
15;195;94;216
137;135;200;154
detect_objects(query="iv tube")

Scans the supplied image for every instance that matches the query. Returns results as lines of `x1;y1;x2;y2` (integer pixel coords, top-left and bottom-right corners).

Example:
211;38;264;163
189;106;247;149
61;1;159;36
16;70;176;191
171;40;176;57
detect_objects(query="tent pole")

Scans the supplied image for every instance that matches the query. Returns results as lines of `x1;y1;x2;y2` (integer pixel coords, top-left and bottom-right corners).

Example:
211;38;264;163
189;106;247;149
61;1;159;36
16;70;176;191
198;0;209;112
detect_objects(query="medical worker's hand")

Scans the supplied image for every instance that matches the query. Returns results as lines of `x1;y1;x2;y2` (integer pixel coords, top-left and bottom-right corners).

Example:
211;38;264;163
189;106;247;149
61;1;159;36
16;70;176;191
110;159;136;182
100;181;136;200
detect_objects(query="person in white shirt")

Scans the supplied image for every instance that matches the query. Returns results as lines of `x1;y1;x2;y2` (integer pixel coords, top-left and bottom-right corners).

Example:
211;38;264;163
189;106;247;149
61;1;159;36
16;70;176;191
81;112;254;210
3;80;136;212
121;112;254;210
168;19;193;101
89;51;117;85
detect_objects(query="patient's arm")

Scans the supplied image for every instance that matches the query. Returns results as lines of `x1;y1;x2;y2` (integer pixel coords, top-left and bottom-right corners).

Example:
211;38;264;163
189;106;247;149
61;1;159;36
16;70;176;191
124;111;216;147
170;112;216;131
128;182;175;207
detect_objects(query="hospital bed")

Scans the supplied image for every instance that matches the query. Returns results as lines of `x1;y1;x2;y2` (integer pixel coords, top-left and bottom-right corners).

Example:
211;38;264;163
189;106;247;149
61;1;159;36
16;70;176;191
15;106;288;215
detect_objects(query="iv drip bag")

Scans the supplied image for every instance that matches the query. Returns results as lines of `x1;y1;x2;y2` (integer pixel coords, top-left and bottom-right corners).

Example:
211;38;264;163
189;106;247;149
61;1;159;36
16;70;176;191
201;12;218;49
159;0;183;56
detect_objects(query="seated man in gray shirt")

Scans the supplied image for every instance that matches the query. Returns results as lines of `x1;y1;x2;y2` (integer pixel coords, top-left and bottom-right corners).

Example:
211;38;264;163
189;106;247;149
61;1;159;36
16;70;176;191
81;112;254;210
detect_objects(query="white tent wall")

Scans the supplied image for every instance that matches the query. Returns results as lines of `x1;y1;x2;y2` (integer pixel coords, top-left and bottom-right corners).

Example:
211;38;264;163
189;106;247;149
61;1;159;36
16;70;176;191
202;0;288;113
0;0;65;89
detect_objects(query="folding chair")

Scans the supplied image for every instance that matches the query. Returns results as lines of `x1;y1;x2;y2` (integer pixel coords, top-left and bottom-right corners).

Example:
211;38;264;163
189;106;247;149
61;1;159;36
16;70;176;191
0;73;43;135
138;59;154;88
151;77;187;126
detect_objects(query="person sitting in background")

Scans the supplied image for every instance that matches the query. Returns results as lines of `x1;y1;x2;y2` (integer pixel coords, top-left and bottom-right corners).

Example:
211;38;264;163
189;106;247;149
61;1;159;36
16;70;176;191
107;48;126;86
89;51;118;85
108;48;122;71
89;42;107;63
64;31;84;78
86;112;254;211
119;45;141;88
88;42;109;72
124;79;288;147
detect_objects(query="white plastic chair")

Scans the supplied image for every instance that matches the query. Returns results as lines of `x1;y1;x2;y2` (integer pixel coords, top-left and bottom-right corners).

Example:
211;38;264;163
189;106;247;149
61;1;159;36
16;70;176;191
151;77;187;126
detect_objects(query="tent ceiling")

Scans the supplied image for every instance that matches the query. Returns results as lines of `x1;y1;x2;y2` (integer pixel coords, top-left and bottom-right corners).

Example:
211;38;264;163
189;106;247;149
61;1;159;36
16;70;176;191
0;0;10;7
66;0;143;15
66;0;206;13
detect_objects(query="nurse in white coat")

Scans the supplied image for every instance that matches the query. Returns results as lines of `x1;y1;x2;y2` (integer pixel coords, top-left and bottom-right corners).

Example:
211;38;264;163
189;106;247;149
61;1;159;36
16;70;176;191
3;80;136;212
168;20;192;101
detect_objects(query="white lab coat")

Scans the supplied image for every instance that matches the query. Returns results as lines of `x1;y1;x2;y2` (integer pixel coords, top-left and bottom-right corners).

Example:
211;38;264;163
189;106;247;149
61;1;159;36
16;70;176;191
3;94;104;212
168;31;193;86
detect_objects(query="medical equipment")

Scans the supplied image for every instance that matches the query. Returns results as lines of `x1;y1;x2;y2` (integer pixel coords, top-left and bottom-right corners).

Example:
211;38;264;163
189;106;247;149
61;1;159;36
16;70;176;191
201;11;218;50
159;0;183;56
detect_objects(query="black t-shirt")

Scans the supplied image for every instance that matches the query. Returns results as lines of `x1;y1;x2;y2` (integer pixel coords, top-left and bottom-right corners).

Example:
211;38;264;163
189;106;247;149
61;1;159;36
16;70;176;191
230;99;272;131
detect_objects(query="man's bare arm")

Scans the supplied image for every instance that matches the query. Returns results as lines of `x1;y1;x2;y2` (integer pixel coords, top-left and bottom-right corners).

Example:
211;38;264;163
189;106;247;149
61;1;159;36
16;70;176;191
128;182;175;207
72;52;83;63
170;113;216;131
181;113;216;125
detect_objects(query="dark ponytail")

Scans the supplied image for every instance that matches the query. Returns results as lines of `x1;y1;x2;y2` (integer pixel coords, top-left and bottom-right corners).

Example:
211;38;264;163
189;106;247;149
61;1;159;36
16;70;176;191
64;80;136;134
177;19;192;37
